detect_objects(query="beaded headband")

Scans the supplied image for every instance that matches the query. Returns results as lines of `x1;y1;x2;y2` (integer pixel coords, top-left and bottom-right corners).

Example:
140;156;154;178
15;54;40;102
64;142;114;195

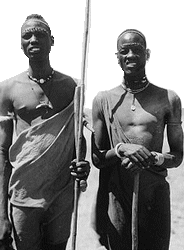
117;29;147;49
22;27;50;36
22;18;51;35
118;42;145;50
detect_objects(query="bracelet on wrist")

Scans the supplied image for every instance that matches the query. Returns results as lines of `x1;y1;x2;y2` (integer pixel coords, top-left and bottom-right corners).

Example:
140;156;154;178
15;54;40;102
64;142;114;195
115;143;124;159
153;152;164;166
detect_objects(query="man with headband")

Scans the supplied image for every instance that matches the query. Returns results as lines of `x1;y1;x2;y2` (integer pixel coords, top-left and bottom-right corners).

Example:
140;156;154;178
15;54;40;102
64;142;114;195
0;14;90;250
91;29;183;249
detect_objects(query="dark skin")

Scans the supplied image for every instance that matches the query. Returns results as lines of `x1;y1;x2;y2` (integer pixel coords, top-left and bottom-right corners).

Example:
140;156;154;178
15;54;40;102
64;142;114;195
93;32;183;173
93;83;183;171
92;31;183;249
0;19;89;250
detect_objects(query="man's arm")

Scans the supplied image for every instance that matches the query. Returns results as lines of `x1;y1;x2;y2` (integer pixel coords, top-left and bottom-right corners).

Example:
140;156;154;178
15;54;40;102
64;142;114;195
162;92;183;168
70;135;91;192
92;96;120;169
110;91;184;171
0;82;14;247
91;93;169;172
0;116;13;243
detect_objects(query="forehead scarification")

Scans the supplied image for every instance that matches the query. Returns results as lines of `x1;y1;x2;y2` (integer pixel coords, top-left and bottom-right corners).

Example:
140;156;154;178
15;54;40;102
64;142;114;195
117;29;146;51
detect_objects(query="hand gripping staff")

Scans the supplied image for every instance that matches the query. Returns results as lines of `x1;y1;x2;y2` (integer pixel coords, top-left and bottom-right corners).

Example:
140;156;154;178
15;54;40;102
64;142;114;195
72;0;91;249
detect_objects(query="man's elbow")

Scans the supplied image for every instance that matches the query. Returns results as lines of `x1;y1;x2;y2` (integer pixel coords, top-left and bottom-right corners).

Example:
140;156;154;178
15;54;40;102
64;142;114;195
92;153;106;169
173;151;183;168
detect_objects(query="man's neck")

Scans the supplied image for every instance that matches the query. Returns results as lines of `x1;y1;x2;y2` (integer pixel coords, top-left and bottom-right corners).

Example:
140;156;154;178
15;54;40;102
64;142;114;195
123;70;147;90
28;59;52;78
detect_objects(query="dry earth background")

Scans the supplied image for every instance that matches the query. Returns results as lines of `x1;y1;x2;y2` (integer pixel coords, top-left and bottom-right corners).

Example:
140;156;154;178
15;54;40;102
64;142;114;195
66;109;184;250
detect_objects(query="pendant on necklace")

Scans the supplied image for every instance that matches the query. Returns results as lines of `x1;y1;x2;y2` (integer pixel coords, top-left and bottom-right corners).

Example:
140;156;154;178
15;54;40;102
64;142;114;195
131;104;136;111
131;94;136;111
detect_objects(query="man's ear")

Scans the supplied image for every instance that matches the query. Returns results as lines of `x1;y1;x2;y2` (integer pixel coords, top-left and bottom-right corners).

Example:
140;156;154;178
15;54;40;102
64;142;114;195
146;48;151;61
51;35;54;46
115;52;121;65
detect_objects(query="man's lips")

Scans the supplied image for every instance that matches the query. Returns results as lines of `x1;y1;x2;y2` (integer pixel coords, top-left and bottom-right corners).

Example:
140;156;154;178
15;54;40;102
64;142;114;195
126;61;137;67
29;47;41;53
125;59;137;67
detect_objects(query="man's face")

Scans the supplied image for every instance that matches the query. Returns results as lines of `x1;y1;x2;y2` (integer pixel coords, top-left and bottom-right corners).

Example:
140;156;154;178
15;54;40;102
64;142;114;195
117;32;147;75
21;19;53;61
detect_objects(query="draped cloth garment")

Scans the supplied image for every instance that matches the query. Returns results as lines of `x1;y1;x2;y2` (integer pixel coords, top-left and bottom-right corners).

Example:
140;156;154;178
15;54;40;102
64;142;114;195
92;91;170;250
9;101;75;209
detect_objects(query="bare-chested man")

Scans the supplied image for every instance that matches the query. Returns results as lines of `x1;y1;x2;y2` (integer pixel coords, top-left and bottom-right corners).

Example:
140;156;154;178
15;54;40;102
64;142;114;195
0;14;90;250
91;29;183;250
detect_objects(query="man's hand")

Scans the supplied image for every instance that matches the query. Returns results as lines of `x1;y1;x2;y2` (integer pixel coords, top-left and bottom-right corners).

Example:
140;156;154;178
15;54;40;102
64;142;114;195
121;157;140;173
70;160;90;192
118;143;156;169
70;159;90;179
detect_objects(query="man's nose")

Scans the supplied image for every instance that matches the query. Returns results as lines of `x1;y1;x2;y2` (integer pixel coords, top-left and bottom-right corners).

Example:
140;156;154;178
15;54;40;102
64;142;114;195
30;34;38;44
127;49;135;57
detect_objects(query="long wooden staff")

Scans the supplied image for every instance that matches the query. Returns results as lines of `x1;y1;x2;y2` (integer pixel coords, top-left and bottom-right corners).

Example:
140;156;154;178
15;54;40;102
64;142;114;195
132;171;140;250
72;1;91;250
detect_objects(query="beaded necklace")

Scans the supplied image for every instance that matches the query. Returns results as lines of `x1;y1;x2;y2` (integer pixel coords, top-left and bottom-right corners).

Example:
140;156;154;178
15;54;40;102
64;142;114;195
27;69;54;84
121;76;150;111
28;73;54;118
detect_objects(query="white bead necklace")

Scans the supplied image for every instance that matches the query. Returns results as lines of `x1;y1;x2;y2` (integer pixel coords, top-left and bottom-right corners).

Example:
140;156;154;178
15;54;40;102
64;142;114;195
28;78;54;119
27;69;54;84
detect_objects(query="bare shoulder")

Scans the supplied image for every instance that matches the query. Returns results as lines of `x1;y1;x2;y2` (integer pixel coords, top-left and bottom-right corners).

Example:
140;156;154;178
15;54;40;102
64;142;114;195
0;72;27;115
0;71;27;99
149;83;182;123
165;87;182;118
53;71;76;98
167;87;181;105
54;71;77;88
0;71;27;90
150;83;181;106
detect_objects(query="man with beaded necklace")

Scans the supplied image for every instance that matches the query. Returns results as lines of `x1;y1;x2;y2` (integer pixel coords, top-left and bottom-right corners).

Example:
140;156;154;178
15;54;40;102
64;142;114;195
91;29;183;249
0;14;90;250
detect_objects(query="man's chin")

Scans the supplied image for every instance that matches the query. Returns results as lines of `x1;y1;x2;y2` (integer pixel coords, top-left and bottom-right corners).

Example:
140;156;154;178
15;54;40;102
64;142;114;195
27;53;44;61
123;68;138;75
121;65;145;75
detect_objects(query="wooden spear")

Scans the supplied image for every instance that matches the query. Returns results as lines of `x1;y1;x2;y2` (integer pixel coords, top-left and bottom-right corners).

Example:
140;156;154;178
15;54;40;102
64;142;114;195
72;1;91;249
132;172;140;250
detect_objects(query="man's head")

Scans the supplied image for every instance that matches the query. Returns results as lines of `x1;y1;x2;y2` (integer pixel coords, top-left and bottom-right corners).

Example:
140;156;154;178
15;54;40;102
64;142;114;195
116;29;150;75
21;14;54;61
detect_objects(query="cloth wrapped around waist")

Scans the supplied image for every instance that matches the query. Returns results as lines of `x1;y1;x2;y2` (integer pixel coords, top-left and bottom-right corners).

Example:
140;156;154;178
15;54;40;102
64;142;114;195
9;101;75;209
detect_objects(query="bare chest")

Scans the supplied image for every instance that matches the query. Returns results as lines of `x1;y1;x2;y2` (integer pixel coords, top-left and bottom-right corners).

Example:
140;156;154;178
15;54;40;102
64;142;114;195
12;81;74;126
110;92;166;139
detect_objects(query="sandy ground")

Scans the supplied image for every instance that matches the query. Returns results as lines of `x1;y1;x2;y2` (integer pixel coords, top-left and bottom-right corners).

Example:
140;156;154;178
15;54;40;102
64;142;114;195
66;126;184;250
